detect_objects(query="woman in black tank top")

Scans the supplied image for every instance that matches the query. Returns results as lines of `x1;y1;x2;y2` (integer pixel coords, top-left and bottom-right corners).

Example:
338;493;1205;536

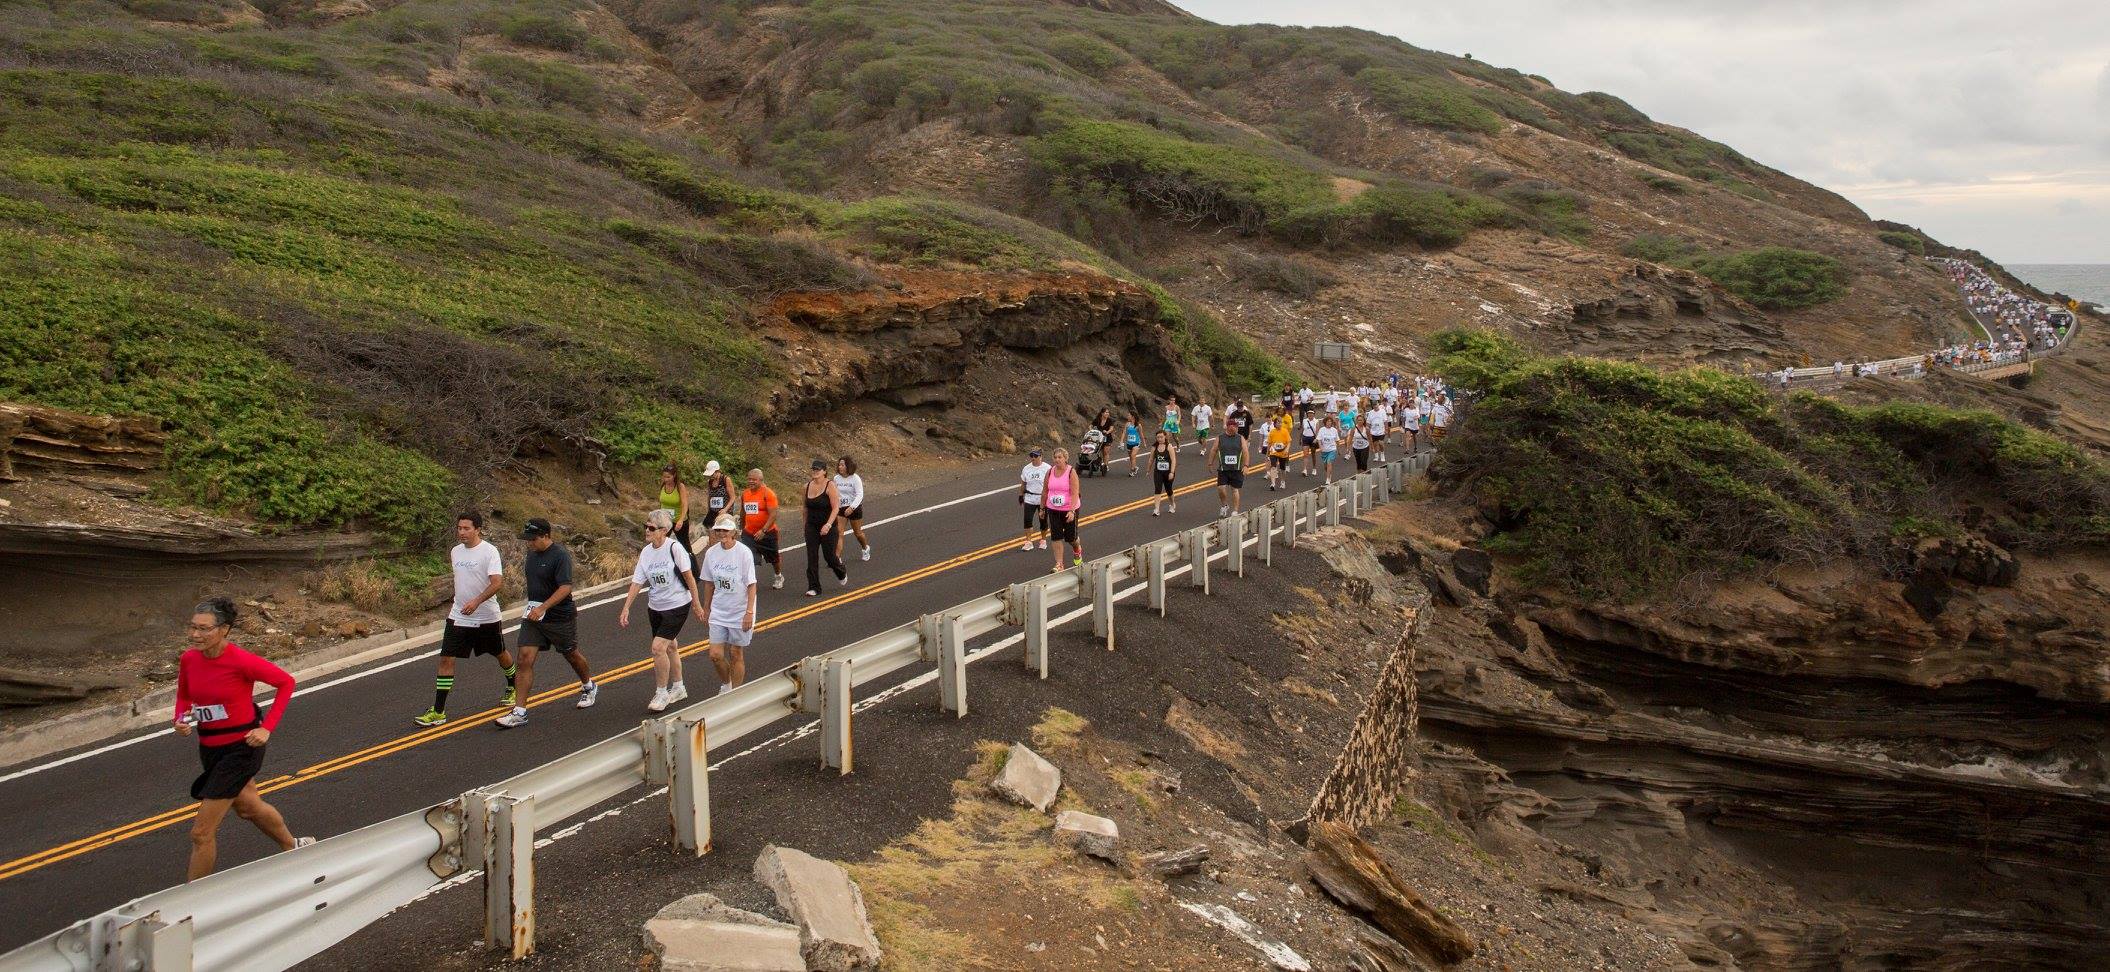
1150;430;1178;516
801;461;847;596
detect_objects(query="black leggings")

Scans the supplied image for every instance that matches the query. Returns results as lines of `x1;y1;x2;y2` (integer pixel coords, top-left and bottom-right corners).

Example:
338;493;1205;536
805;519;844;591
1153;469;1176;499
1353;447;1370;471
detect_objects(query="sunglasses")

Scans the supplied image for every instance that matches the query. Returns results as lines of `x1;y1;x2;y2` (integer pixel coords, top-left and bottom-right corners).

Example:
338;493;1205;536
645;525;666;533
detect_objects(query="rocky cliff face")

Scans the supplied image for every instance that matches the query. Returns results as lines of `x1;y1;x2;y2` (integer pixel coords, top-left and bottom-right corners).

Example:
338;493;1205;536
758;269;1200;434
1371;501;2110;970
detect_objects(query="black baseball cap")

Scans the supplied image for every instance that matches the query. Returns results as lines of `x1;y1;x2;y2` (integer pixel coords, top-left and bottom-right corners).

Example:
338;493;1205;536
811;458;828;471
1028;447;1042;456
519;518;553;540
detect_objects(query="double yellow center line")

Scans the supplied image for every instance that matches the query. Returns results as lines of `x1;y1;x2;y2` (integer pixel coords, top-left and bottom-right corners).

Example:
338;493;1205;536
0;454;1295;882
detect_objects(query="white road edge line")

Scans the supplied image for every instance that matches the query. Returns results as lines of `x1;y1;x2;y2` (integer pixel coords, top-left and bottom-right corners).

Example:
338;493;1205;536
0;441;1219;784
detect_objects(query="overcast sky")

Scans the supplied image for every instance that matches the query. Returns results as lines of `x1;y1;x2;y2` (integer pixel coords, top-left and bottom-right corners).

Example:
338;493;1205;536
1183;1;2110;264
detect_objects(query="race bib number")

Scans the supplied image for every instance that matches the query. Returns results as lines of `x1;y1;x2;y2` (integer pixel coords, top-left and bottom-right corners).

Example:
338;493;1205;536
743;501;760;515
1156;459;1170;471
710;496;726;510
713;572;735;595
649;568;671;588
1222;454;1239;467
1048;495;1068;509
526;601;542;612
190;704;229;723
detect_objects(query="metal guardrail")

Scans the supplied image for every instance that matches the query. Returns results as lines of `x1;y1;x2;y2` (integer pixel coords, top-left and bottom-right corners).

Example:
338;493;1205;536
0;454;1430;972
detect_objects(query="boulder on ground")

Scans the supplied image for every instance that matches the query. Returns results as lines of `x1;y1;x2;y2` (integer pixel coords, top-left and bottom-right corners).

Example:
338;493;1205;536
643;893;803;972
990;742;1061;812
754;845;883;971
1053;810;1120;861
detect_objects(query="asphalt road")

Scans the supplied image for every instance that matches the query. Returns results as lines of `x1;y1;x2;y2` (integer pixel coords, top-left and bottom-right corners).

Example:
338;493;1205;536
0;434;1399;950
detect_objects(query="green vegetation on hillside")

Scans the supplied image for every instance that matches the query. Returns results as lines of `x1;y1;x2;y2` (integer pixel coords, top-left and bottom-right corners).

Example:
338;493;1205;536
1616;235;1847;311
1430;331;2110;598
1356;68;1503;134
1602;129;1770;198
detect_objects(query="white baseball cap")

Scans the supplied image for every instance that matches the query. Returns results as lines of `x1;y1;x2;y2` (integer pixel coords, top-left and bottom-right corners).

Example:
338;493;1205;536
703;460;722;476
711;514;739;533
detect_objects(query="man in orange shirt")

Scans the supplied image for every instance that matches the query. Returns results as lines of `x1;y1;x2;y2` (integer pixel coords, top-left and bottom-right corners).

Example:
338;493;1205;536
739;468;785;590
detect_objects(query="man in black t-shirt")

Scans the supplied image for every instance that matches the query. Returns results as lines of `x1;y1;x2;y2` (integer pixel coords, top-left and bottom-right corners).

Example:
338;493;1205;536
499;519;599;728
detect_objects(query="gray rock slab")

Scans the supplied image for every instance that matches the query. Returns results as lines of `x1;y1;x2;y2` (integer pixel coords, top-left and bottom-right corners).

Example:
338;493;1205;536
990;742;1061;812
754;845;883;971
1053;810;1121;861
644;893;803;972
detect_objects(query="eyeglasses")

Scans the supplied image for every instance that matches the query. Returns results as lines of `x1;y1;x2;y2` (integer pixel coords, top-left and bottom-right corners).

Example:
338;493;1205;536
187;622;224;633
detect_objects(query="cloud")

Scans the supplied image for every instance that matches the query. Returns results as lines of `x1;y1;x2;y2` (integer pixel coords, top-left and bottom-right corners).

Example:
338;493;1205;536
1181;1;2110;262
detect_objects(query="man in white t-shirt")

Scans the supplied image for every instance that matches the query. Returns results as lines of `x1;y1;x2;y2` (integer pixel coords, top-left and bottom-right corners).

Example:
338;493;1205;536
1367;403;1390;463
415;511;518;728
699;515;759;694
1191;401;1213;447
1018;449;1051;551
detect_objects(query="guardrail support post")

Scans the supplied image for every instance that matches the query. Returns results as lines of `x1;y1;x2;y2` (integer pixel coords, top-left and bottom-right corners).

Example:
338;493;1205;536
1324;484;1343;527
1184;526;1210;593
1020;583;1050;678
1089;561;1116;650
482;792;535;959
148;914;193;972
936;613;967;718
103;911;193;972
1224;515;1245;576
670;715;710;856
642;718;671;786
1146;542;1170;615
1253;505;1273;566
822;658;852;774
1344;477;1360;519
1282;496;1299;548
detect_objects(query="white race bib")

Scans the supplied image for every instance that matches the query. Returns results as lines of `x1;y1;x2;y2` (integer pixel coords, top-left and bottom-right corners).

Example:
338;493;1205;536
743;501;760;515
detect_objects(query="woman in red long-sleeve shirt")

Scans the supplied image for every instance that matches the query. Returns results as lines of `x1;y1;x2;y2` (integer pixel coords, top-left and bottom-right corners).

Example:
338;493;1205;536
174;597;311;880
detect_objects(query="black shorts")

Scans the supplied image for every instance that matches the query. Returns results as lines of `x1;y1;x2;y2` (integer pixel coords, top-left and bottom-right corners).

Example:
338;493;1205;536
1023;500;1046;530
1269;454;1289;470
1046;508;1078;543
1153;468;1175;495
741;529;779;564
838;505;863;522
1300;435;1316;448
192;740;266;800
1217;468;1244;489
441;619;505;659
519;617;578;652
648;607;689;640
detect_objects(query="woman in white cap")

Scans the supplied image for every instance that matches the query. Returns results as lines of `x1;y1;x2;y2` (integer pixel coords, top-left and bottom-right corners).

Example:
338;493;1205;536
700;461;734;545
698;514;757;694
618;509;706;712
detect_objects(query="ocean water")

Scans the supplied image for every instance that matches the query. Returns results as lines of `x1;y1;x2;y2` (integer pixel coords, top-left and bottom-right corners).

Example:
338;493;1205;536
2010;264;2110;309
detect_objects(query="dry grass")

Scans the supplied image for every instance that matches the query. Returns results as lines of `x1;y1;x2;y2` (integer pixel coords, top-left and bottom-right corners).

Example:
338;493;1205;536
317;562;394;614
1030;707;1089;752
1109;767;1162;815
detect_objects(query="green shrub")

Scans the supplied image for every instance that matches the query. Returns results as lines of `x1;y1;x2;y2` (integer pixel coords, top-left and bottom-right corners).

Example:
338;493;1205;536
1046;33;1127;77
1493;180;1588;241
1877;230;1926;255
1357;68;1503;134
1429;330;2110;598
1640;172;1686;193
499;14;588;53
1690;247;1848;310
472;53;604;112
595;401;749;482
1620;233;1701;264
1224;250;1335;298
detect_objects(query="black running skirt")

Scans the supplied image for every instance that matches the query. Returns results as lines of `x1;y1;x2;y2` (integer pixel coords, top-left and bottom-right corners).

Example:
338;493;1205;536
193;740;266;801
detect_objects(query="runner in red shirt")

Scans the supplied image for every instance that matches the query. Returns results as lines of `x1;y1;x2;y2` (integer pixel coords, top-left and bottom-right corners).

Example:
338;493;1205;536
174;597;311;879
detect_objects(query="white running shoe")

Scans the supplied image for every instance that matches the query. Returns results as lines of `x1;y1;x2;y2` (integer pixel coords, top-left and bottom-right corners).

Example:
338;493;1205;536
1219;506;1229;517
647;689;670;713
860;545;871;561
805;588;820;597
668;683;688;703
717;684;732;696
839;572;850;587
771;574;784;590
495;708;528;729
1021;540;1034;551
576;682;599;708
1037;539;1048;550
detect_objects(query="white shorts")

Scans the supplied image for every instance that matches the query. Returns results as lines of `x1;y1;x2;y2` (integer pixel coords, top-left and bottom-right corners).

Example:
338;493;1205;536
708;623;753;648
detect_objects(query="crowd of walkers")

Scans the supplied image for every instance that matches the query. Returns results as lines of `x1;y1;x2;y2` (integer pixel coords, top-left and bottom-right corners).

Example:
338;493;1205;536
1757;258;2074;387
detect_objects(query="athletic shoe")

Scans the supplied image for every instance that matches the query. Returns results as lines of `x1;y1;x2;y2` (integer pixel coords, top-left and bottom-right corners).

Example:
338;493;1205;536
668;683;688;703
1152;510;1161;517
771;574;784;590
500;686;517;706
647;689;670;713
496;708;528;729
860;545;871;562
1037;539;1048;550
576;682;599;708
1021;540;1034;551
717;684;732;696
806;588;820;597
1073;556;1083;567
839;573;850;587
1219;506;1229;517
413;709;447;728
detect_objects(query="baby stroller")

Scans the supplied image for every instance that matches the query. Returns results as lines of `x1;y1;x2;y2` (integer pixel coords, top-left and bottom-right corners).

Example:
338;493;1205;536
1077;427;1110;477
